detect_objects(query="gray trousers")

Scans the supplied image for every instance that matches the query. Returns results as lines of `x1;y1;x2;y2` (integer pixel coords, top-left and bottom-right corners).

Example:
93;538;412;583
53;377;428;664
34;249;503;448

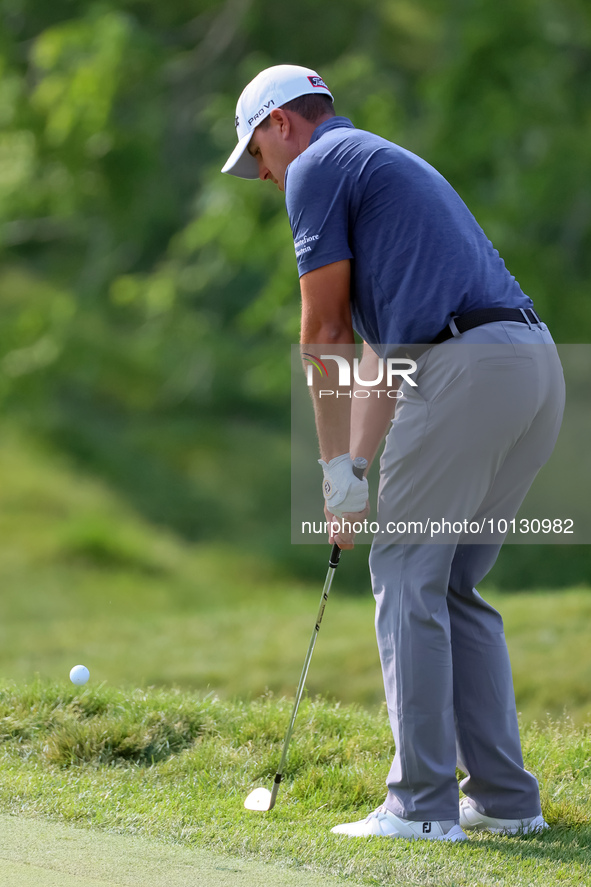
369;321;565;821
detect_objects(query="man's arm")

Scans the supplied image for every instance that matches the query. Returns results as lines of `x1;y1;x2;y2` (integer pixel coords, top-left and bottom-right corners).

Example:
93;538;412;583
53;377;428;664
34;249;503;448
299;263;401;550
299;259;355;461
350;341;398;469
301;261;395;550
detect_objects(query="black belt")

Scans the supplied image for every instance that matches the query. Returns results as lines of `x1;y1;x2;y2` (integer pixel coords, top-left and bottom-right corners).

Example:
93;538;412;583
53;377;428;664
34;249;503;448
431;307;544;344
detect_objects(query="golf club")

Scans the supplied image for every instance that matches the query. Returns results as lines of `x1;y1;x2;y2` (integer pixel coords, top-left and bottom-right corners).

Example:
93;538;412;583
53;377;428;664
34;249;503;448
244;456;368;812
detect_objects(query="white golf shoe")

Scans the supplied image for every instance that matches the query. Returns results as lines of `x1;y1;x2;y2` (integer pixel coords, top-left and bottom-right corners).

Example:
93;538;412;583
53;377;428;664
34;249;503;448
331;806;467;841
459;798;549;835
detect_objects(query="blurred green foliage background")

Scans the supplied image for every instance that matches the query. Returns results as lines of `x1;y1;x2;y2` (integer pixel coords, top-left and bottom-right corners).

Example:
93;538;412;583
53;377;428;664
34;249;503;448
1;0;590;588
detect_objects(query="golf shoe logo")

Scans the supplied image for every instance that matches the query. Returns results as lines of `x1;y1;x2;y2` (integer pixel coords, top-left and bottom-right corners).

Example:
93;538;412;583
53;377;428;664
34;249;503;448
422;822;432;834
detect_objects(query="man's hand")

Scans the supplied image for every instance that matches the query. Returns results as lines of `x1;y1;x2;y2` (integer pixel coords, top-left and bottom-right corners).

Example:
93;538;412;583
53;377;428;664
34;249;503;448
320;453;370;549
325;502;371;550
319;453;369;518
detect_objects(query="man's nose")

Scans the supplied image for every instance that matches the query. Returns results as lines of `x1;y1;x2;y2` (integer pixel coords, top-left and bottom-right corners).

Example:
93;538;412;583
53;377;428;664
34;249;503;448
258;162;270;182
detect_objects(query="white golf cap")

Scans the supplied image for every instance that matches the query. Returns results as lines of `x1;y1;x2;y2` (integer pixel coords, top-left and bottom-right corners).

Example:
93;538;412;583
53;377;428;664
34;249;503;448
221;64;333;179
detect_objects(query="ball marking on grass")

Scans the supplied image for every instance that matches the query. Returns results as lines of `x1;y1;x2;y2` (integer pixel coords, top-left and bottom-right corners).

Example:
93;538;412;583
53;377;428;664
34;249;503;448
69;664;90;686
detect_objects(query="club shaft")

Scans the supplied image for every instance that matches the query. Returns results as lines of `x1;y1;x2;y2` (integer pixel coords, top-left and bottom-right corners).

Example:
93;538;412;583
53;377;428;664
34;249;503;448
267;456;367;809
269;543;341;808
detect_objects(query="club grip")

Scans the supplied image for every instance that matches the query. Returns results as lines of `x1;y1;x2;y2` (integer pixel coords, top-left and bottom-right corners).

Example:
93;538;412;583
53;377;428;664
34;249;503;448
352;456;368;480
328;543;341;568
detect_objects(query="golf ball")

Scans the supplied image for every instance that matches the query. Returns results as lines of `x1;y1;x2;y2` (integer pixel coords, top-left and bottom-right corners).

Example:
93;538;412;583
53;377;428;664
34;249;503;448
69;664;90;686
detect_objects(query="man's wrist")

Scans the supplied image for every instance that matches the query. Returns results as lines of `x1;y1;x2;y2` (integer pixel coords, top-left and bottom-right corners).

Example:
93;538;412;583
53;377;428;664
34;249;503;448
318;453;350;470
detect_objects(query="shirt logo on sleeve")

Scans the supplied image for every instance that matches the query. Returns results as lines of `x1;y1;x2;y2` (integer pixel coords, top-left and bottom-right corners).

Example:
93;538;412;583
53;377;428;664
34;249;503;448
294;234;320;258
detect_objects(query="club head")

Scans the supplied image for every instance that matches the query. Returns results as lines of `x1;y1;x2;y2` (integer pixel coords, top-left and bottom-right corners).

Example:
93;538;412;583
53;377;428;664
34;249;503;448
244;787;274;812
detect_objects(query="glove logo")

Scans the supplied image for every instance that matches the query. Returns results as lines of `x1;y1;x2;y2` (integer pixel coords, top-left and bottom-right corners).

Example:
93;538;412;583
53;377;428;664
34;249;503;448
323;480;332;498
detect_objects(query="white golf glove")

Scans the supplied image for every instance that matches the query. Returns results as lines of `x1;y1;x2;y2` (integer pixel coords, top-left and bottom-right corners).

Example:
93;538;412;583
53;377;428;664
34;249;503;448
319;453;369;518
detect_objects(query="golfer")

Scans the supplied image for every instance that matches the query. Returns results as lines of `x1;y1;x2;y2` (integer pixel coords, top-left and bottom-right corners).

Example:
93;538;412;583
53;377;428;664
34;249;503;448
222;64;564;842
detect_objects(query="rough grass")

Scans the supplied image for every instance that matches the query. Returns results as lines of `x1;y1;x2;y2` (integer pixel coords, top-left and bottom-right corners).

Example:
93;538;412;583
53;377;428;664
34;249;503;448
0;683;590;886
0;429;591;726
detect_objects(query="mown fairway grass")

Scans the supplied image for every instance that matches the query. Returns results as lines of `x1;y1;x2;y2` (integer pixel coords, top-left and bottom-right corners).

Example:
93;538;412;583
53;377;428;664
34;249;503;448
0;682;589;887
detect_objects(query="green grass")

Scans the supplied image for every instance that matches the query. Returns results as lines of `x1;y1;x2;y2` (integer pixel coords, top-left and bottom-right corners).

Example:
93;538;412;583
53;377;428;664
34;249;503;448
1;426;591;884
1;426;591;725
0;682;589;886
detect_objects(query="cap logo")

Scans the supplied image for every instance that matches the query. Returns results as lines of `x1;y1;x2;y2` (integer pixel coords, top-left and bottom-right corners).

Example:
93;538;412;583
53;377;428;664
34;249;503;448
248;99;276;128
308;75;328;89
235;115;239;129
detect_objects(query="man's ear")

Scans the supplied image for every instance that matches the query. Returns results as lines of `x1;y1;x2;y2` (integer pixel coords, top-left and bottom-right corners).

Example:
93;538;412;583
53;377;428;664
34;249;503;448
268;108;291;139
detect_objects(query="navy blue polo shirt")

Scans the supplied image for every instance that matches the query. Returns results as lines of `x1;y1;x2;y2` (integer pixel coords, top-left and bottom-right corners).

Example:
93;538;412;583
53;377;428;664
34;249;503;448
284;117;533;346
